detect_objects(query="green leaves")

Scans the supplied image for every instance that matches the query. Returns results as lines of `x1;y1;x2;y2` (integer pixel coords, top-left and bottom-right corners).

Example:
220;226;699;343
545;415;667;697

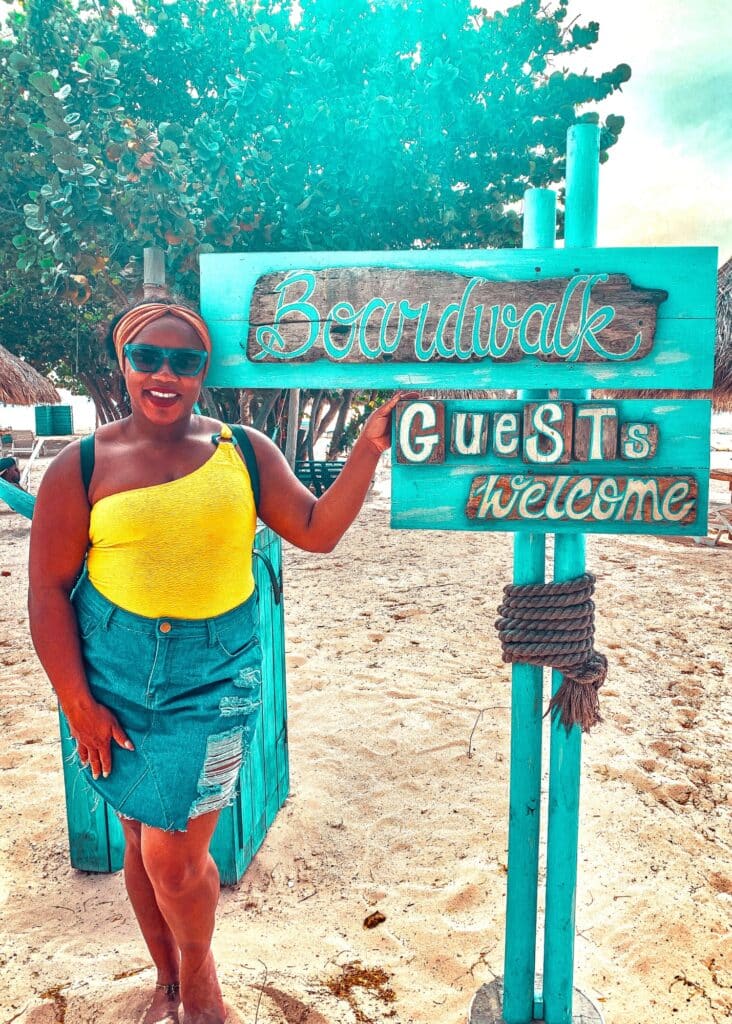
2;0;629;312
53;152;84;172
29;71;57;96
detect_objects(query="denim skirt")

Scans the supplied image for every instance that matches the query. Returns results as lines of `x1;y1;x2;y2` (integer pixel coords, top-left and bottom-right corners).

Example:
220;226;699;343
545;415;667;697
70;574;263;831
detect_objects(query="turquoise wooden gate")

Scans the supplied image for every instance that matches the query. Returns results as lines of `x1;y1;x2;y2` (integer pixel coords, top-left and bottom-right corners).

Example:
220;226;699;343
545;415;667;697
55;525;287;886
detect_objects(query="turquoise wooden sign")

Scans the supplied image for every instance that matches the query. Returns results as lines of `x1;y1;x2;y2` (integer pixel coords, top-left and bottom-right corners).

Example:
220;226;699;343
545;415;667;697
197;121;718;1024
391;398;711;536
200;247;716;390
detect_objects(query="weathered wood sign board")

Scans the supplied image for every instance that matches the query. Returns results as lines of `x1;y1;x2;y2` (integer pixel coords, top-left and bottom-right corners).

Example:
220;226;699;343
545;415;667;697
391;399;711;536
200;248;716;390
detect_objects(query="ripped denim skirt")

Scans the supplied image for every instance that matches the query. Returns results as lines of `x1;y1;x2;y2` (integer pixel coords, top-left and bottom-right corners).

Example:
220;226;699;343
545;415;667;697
70;574;263;832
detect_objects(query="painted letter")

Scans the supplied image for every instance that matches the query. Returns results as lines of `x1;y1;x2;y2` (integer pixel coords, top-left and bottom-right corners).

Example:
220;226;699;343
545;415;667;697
575;405;618;461
450;412;489;456
617;479;664;522
323;300;357;359
436;277;482;360
661;480;696;523
255;270;319;359
475;475;519;519
591;477;623;520
524;402;569;464
564;477;593;519
401;300;433;361
397;401;444;464
517;479;549;518
621;423;653;459
494;411;521;457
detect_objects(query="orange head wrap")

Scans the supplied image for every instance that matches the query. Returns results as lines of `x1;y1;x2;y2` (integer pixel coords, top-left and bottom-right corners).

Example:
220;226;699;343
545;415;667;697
112;304;212;370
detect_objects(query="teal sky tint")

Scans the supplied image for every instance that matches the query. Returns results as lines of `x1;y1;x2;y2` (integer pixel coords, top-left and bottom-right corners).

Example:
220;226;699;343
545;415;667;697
559;0;731;263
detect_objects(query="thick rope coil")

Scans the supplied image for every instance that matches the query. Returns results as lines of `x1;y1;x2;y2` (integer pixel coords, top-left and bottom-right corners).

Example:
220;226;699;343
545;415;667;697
495;572;608;734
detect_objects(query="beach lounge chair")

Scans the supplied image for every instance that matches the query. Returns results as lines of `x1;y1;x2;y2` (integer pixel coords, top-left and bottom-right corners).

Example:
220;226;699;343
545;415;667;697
693;505;732;547
10;429;36;457
294;459;346;496
710;467;732;496
40;437;73;457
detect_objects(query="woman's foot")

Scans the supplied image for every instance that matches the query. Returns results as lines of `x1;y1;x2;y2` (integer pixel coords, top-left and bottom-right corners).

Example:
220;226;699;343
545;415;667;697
142;981;181;1024
180;951;226;1024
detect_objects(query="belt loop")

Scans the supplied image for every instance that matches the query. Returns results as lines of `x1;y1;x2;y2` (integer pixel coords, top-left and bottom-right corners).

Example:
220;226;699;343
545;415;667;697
100;602;116;631
206;617;217;648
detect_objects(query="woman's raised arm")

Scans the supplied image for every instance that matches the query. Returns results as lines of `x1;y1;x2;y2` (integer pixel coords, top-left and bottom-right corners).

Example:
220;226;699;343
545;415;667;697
249;392;407;553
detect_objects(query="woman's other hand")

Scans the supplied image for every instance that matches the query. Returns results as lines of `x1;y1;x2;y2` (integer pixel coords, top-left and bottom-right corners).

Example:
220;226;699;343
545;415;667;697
361;391;419;454
67;699;134;780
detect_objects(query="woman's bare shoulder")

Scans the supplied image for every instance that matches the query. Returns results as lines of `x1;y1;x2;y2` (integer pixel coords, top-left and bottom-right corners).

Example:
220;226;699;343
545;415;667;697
40;437;84;488
240;426;289;469
33;438;90;540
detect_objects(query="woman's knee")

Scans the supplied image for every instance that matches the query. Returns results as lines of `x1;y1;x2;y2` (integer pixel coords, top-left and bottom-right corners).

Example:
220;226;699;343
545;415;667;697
141;835;212;898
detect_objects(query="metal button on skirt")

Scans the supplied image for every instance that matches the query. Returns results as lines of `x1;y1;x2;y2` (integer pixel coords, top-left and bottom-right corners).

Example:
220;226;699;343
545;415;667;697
70;574;263;831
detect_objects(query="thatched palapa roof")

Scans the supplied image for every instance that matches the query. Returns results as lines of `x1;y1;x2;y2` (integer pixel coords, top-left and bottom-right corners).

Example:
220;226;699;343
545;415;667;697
0;343;60;406
714;256;732;411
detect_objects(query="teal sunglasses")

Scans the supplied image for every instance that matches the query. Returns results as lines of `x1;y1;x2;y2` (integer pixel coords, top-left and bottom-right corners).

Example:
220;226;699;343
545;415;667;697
123;342;208;377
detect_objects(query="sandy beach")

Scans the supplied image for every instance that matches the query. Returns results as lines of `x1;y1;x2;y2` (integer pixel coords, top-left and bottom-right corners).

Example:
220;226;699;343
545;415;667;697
1;455;730;1024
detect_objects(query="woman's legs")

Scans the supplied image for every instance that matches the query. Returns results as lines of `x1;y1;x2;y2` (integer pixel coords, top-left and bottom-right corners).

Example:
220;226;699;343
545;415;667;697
119;816;181;1023
140;809;225;1024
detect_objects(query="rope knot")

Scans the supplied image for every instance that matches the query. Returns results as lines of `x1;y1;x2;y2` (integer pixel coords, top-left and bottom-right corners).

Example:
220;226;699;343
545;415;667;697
495;572;607;733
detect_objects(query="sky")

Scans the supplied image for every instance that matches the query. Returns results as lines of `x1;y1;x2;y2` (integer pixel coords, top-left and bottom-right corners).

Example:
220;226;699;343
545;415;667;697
560;0;731;264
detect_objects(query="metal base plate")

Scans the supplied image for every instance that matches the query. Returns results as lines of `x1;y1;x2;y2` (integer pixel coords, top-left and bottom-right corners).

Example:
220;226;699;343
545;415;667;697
468;977;604;1024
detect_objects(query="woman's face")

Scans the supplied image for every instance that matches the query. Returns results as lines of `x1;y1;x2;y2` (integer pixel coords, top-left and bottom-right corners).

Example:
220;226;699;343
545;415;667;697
123;315;207;427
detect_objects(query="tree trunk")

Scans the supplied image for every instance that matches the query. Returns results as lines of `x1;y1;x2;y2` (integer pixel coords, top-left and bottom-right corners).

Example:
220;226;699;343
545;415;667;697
327;389;353;458
301;390;323;461
238;390;252;425
80;373;113;425
253;389;281;433
313;397;339;450
303;389;323;462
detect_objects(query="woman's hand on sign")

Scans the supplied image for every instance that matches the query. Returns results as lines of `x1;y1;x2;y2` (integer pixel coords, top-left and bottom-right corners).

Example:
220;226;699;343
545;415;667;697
67;699;134;779
361;391;419;455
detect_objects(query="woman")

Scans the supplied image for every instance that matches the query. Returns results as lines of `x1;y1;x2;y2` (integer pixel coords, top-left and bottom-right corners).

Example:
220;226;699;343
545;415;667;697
28;298;405;1024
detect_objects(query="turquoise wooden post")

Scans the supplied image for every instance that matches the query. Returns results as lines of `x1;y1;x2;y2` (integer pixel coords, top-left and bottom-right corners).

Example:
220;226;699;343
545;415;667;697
502;188;556;1024
542;123;600;1024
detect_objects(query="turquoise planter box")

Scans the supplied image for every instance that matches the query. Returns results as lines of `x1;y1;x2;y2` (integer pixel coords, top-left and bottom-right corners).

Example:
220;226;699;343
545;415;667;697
58;526;288;885
35;404;74;436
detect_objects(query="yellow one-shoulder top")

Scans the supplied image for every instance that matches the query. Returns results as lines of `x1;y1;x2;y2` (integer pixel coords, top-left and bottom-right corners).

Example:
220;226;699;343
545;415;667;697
86;426;256;619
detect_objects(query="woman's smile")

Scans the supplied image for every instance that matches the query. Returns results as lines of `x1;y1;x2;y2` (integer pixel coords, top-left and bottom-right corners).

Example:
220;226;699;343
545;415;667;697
143;387;182;408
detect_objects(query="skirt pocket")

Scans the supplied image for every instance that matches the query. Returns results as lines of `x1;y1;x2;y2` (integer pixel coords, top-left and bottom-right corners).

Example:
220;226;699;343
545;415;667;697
74;601;107;640
215;632;259;659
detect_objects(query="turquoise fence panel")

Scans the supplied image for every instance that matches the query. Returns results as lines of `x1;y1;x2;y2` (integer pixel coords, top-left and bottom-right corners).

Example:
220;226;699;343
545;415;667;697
52;405;74;435
254;529;289;827
58;710;125;872
391;398;711;536
200;246;717;391
35;406;55;437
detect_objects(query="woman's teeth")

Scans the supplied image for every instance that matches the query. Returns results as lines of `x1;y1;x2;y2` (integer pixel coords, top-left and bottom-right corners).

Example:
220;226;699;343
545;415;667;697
150;390;177;398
